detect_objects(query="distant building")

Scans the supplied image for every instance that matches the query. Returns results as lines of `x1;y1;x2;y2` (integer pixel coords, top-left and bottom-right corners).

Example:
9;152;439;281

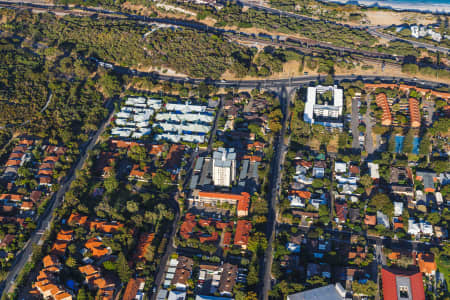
212;148;236;186
381;267;425;300
287;283;346;300
304;85;343;128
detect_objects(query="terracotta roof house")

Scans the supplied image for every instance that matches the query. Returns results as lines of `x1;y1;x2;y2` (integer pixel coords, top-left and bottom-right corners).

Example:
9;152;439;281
39;176;52;186
67;213;88;226
123;278;145;300
199;231;219;243
234;220;252;249
5;159;21;167
149;144;166;156
51;241;69;256
129;164;150;181
56;230;74;242
376;93;392;126
85;237;109;259
364;214;376;226
408;98;421;128
20;201;34;210
237;193;250;217
43;255;61;269
180;213;196;240
89;220;123;233
381;267;425;300
417;253;437;276
0;194;24;202
335;202;348;223
79;264;100;277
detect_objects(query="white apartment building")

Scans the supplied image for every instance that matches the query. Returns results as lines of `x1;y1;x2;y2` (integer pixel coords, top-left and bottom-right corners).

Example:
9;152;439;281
304;85;343;128
212;148;236;186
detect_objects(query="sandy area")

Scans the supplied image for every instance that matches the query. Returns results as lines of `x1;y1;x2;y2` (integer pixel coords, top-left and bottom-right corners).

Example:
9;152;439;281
363;10;437;26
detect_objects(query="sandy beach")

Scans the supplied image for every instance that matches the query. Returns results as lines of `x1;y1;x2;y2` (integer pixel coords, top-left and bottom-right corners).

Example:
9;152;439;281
322;0;450;13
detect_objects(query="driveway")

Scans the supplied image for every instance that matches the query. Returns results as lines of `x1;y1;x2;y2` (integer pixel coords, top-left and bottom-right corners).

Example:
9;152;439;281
363;94;375;154
351;94;361;149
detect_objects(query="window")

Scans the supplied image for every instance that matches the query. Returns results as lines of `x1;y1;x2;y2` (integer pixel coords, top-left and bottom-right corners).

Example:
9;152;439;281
399;286;409;298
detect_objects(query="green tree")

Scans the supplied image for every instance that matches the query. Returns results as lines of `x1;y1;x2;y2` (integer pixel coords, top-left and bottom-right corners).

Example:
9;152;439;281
403;130;414;154
77;287;88;300
370;193;393;218
117;252;132;282
152;170;171;192
360;174;373;190
402;64;419;74
66;256;77;268
352;280;378;297
126;201;139;213
104;171;119;194
419;134;431;155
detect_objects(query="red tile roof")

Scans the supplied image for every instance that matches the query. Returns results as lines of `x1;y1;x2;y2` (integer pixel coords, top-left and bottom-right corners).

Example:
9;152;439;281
180;213;196;240
123;278;145;300
376;93;392;126
236;193;250;216
234;220;251;247
381;267;425;300
409;98;421;128
67;213;88;226
417;253;437;275
0;194;24;201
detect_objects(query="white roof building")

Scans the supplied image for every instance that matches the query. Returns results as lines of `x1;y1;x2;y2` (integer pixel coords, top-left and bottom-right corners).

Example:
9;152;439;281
168;291;186;300
288;195;306;208
377;211;390;228
166;103;207;113
335;162;347;173
420;220;433;236
368;162;380;179
408;219;421;236
394;202;404;217
304;85;343;128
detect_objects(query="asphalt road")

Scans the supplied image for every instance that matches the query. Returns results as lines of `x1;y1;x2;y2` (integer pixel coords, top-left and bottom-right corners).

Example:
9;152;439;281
0;98;116;298
260;87;293;300
368;28;450;55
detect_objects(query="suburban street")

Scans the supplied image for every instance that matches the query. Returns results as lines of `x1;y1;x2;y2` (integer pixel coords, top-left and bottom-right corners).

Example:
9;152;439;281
0;98;117;298
260;87;293;300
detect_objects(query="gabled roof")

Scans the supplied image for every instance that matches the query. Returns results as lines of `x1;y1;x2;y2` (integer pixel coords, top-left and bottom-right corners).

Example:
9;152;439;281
417;253;436;275
234;220;251;247
381;267;425;300
123;278;145;300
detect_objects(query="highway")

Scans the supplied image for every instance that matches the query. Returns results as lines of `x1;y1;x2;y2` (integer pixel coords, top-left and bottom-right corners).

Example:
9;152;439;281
0;98;116;298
